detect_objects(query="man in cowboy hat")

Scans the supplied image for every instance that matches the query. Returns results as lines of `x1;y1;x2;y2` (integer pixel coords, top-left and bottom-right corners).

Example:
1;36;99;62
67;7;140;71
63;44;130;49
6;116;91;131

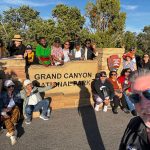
7;34;26;58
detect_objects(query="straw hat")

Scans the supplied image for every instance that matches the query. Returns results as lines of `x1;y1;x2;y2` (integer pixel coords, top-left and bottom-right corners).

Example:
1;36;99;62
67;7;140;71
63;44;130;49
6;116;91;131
12;35;23;41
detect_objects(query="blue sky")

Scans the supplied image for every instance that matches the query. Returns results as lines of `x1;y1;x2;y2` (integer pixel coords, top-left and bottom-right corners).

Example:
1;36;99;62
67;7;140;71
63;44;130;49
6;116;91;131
0;0;150;33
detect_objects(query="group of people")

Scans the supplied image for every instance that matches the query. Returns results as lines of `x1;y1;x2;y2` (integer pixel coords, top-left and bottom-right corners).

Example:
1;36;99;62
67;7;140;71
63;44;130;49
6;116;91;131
5;35;97;65
0;34;150;148
0;79;56;145
91;69;136;115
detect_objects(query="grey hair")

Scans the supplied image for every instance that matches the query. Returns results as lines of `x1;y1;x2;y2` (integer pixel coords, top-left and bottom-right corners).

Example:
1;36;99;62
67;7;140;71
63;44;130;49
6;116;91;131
130;69;150;84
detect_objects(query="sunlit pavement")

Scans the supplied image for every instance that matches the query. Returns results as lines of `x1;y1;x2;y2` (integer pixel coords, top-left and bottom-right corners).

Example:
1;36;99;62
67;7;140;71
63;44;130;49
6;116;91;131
0;106;132;150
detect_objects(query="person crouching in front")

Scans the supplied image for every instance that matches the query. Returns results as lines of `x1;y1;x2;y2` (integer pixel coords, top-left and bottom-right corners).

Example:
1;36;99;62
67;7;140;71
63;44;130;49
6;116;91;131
20;80;56;124
1;80;21;145
91;71;114;112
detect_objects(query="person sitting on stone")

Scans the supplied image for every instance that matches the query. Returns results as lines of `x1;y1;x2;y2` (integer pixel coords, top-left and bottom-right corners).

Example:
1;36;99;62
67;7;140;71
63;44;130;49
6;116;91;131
108;71;130;114
7;35;26;58
70;41;85;61
20;79;56;125
91;71;114;112
36;37;52;67
0;80;21;145
51;37;64;66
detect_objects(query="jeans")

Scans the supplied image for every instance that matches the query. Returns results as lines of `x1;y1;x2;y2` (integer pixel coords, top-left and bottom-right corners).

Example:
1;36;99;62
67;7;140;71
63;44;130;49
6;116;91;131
25;99;49;120
123;92;135;111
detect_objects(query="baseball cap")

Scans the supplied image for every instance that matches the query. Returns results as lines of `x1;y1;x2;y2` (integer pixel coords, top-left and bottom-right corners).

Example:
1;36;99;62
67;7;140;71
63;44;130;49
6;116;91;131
26;44;33;50
99;71;107;77
130;47;136;51
24;79;32;87
54;37;61;43
4;80;15;87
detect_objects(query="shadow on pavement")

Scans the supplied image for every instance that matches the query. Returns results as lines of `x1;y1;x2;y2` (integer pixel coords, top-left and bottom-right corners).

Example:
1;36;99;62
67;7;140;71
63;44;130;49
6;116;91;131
78;83;105;150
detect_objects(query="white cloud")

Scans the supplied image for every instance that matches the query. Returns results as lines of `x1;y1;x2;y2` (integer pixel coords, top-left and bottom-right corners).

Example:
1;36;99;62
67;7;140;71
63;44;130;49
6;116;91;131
122;4;138;10
1;0;64;7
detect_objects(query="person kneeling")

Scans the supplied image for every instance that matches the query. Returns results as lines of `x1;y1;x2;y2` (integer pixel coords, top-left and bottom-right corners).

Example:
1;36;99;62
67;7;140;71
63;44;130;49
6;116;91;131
20;80;56;125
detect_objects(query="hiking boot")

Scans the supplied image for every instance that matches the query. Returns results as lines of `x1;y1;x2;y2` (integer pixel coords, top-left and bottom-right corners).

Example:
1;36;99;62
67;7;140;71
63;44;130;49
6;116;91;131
10;135;17;145
25;118;31;125
40;115;49;121
103;105;108;112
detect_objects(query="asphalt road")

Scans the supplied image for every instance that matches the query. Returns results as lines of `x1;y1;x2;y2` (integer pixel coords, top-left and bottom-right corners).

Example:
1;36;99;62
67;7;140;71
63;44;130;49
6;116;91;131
0;106;132;150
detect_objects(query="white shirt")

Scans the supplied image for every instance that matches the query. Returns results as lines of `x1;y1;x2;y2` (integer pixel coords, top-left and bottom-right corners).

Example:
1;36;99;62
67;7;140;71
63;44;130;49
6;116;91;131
28;94;38;105
75;50;81;58
7;98;15;108
63;49;70;62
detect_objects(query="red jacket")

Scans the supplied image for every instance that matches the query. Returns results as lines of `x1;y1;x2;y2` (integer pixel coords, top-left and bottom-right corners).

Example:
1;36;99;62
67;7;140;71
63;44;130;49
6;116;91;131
118;76;131;92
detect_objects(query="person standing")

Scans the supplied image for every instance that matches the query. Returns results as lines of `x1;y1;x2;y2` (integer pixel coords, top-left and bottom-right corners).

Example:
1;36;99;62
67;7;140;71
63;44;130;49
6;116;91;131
51;37;64;66
70;41;85;60
62;41;71;63
36;37;52;66
7;35;25;58
84;39;98;60
119;70;150;150
142;54;150;70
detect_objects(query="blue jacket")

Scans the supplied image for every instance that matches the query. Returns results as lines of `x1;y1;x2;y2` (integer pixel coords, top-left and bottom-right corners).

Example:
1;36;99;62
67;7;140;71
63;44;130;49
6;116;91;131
0;91;22;109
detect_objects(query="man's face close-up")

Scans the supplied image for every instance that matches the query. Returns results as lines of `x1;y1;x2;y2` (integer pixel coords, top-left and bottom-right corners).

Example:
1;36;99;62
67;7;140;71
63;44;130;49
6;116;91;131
132;75;150;128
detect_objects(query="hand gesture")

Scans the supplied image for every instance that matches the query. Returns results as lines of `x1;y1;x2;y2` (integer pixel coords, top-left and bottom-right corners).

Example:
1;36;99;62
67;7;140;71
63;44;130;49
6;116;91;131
49;82;56;87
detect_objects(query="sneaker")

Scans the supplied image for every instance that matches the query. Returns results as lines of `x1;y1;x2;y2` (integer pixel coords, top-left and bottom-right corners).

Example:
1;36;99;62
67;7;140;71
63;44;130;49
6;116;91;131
94;104;100;111
10;135;17;145
40;115;49;121
6;132;14;137
131;110;137;116
103;105;108;112
113;108;118;114
25;118;31;125
122;108;130;114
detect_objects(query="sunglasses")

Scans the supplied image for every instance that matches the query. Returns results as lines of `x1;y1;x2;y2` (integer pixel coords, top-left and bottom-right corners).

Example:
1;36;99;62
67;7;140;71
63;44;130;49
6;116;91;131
86;42;91;45
7;85;14;88
65;43;70;46
129;89;150;103
111;74;117;76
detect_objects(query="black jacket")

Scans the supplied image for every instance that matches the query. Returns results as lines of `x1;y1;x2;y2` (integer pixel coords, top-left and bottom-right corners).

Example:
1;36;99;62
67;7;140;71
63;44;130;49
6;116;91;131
7;43;25;56
91;78;114;100
142;61;150;70
119;116;150;150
